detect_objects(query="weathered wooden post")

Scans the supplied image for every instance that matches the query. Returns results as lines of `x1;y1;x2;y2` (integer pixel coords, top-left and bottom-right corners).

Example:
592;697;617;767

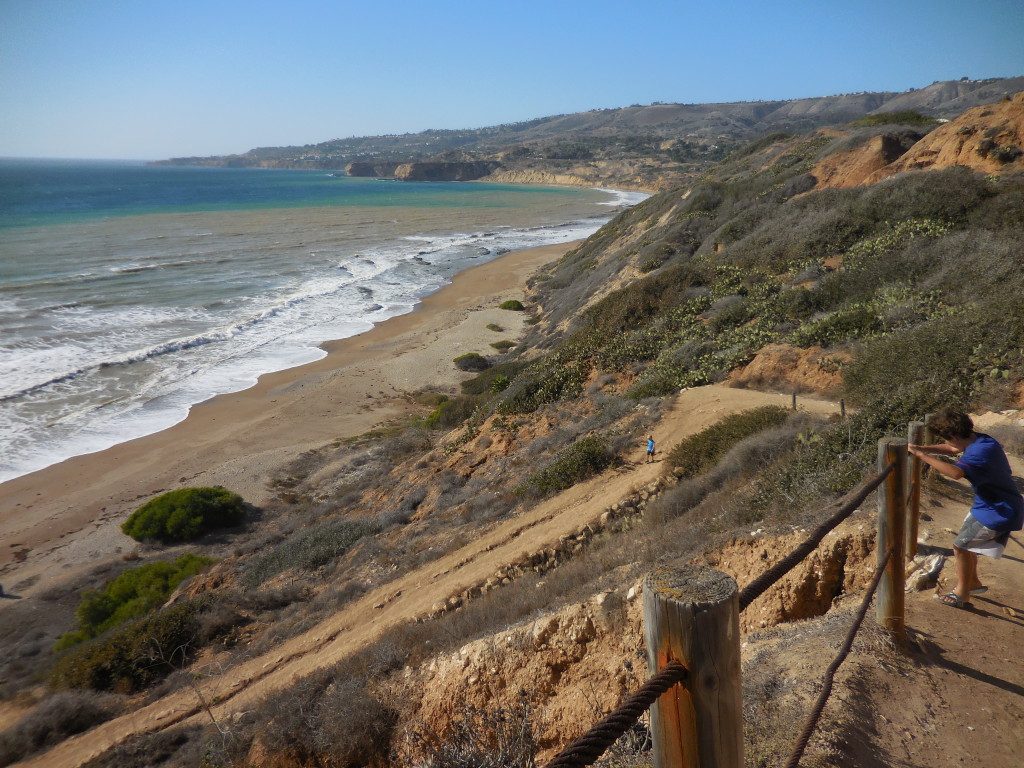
643;566;742;768
876;438;907;643
905;421;925;561
840;399;846;420
792;392;797;411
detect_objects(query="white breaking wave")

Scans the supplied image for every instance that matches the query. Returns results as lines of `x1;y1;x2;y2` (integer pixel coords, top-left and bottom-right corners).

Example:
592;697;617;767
0;191;643;483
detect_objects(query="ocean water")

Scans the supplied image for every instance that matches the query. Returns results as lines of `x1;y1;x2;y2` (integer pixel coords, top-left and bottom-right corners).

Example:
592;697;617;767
0;159;647;483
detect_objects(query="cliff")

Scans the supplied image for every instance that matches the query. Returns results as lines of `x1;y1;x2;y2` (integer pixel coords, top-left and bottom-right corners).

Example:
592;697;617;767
865;90;1024;181
481;169;592;187
345;161;400;177
392;161;501;181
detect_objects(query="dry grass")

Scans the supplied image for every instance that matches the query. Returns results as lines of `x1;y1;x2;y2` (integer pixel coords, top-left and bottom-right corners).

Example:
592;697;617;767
0;691;125;766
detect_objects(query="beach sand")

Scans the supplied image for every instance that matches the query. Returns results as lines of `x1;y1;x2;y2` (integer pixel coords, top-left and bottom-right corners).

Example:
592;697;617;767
0;241;573;599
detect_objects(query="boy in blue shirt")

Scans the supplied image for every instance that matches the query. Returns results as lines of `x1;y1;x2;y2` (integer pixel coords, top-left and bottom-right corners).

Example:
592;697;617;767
908;408;1024;609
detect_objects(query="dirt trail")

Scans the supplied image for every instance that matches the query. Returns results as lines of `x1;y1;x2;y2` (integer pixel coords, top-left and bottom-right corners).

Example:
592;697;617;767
18;385;838;767
859;454;1024;766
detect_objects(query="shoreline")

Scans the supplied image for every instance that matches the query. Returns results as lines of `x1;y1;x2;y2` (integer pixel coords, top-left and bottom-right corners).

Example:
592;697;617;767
0;240;576;598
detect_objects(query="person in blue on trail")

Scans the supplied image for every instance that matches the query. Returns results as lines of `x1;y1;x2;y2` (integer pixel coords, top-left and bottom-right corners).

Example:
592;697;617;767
907;408;1024;609
646;436;655;463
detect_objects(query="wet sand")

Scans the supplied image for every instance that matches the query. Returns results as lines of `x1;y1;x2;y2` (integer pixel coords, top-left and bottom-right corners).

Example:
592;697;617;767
0;241;573;598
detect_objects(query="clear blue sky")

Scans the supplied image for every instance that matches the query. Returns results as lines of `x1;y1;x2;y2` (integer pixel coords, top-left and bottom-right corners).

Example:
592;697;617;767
2;0;1022;160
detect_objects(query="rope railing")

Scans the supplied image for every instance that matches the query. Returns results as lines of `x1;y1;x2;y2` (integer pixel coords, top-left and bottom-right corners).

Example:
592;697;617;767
782;546;894;768
545;447;913;768
544;661;687;768
738;461;895;611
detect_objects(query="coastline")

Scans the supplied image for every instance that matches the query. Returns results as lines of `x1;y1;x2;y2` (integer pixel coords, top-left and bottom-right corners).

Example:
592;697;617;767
0;240;575;598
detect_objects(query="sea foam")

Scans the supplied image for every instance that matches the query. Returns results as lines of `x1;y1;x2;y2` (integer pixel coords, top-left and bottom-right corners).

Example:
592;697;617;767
0;169;648;483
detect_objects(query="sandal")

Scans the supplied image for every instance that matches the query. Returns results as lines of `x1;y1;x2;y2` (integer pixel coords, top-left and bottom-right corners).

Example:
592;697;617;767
970;586;989;595
936;592;972;609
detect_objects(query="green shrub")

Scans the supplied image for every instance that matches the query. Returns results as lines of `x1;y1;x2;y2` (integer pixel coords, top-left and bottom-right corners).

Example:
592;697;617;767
498;300;526;311
842;308;1022;409
453;352;490;372
789;304;883;348
55;554;214;650
667;406;791;478
121;487;245;544
490;340;516;351
519;435;616;495
496;358;590;415
460;361;530;396
50;600;208;693
486;323;504;332
424;395;485;429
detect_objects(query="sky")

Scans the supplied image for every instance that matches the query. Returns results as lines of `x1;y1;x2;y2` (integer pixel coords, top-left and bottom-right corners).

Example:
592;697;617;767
2;0;1023;161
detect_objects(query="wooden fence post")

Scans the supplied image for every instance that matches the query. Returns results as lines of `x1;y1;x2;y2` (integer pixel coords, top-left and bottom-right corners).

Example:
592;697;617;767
840;399;846;420
876;438;907;643
792;392;797;411
643;566;742;768
905;421;925;561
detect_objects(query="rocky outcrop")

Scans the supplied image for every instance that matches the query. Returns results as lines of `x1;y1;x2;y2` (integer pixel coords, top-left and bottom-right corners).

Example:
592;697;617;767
482;169;592;187
399;515;877;763
393;161;501;181
344;161;400;177
865;91;1024;182
809;131;923;189
727;343;851;396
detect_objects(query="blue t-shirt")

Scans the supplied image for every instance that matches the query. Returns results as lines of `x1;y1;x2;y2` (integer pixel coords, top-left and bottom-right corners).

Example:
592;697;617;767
955;433;1024;532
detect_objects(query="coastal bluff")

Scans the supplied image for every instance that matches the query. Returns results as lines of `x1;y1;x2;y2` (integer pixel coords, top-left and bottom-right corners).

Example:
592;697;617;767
345;160;500;181
394;160;500;181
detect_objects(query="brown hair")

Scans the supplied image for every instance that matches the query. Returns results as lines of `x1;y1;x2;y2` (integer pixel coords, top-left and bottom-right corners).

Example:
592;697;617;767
927;408;974;440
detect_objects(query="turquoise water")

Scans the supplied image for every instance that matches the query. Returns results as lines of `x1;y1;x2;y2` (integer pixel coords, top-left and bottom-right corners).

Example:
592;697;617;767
0;159;602;229
0;159;646;482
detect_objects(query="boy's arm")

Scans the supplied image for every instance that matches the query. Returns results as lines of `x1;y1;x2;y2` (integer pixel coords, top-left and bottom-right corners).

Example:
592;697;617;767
908;443;958;455
907;444;965;480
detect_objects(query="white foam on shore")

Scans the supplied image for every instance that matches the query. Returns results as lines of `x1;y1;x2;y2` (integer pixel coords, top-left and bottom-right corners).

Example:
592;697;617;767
595;188;651;207
0;205;636;484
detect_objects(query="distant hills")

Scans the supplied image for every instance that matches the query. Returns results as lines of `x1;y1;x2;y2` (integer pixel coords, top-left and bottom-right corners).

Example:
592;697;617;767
154;76;1024;190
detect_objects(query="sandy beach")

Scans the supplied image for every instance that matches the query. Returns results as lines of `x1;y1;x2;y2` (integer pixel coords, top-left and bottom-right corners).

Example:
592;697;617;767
0;241;574;599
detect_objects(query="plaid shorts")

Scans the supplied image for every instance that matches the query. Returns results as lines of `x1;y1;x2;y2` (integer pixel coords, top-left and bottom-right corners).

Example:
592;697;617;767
954;513;1010;558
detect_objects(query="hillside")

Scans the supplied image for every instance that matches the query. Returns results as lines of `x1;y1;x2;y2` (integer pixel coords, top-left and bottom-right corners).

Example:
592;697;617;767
4;90;1024;768
153;77;1024;190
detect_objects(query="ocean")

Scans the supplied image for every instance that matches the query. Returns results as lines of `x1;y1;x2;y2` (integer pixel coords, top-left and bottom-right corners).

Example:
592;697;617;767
0;159;647;483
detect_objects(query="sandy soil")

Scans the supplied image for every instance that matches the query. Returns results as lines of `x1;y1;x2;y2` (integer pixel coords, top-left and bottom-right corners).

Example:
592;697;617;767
0;242;571;601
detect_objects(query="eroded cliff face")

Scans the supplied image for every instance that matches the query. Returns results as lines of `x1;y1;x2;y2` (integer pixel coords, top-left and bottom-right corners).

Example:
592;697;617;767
866;91;1024;181
483;169;593;187
345;161;400;177
392;161;501;181
388;518;877;765
808;132;923;189
727;343;851;396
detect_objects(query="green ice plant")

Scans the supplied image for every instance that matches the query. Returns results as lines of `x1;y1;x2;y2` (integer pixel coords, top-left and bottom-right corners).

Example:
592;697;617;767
843;218;951;271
